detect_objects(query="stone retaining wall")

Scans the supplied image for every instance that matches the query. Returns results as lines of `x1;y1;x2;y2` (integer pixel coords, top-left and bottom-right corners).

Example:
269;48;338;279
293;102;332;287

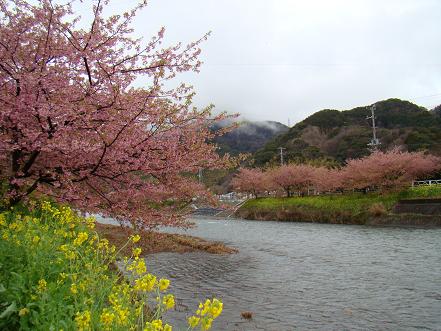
393;199;441;215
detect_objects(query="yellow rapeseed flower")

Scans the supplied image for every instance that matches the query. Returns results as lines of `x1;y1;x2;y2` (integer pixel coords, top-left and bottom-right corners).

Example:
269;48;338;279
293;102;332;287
59;244;68;251
79;280;87;292
162;294;175;310
37;279;47;293
188;316;200;328
73;232;88;246
151;319;162;329
132;247;142;259
201;299;211;316
131;234;141;243
32;235;40;244
85;216;95;229
65;250;76;260
75;310;91;330
134;273;157;292
210;298;223;318
144;319;167;331
0;214;6;226
41;201;51;211
19;307;29;316
129;259;147;275
100;309;115;328
70;283;78;295
158;278;170;292
116;307;129;325
201;317;213;331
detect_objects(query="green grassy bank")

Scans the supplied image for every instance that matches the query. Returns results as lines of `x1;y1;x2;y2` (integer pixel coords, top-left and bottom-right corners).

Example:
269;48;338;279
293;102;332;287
236;185;441;225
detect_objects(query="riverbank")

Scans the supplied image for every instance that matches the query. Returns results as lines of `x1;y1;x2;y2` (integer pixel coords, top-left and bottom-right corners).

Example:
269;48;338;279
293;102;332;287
236;185;441;226
95;223;237;255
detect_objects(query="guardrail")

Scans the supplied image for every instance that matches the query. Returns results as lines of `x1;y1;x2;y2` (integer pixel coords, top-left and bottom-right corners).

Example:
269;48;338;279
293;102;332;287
412;179;441;187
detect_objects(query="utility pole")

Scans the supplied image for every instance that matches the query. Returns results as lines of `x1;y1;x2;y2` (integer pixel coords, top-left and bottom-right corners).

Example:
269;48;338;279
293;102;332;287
278;147;286;166
367;104;381;151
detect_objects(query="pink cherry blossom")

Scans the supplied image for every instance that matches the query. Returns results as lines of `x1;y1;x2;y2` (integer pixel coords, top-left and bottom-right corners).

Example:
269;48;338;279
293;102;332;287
0;0;231;228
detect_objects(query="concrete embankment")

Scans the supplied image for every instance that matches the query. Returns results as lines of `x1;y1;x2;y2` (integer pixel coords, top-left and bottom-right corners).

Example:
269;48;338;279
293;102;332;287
365;214;441;227
393;198;441;215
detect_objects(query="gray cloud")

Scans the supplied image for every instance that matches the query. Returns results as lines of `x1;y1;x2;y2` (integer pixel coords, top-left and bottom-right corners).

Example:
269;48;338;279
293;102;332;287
86;0;441;124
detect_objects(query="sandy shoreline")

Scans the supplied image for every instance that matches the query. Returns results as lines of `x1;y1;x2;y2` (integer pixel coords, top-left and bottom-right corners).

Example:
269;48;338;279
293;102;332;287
95;222;237;256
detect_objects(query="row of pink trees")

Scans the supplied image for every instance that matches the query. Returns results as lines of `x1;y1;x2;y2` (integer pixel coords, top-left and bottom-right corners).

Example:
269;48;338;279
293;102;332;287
232;149;441;197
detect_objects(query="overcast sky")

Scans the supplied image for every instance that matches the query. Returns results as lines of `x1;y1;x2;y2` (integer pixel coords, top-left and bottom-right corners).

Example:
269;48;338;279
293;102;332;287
86;0;441;125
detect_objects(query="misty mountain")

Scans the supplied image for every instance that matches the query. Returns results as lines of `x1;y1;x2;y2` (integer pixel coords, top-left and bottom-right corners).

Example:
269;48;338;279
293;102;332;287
254;99;441;166
212;120;289;155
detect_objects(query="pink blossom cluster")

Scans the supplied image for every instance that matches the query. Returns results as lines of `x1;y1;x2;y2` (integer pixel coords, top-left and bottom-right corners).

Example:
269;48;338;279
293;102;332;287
0;1;231;228
232;149;441;197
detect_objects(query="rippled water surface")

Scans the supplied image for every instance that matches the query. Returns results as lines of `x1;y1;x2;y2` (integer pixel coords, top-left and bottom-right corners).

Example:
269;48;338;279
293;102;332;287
145;219;441;330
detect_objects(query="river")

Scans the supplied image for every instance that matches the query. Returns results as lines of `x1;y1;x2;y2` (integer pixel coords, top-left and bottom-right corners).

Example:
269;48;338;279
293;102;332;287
146;218;441;331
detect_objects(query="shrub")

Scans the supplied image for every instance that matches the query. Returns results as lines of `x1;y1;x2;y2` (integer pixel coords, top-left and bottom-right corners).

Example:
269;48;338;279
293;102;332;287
368;202;387;217
0;202;222;330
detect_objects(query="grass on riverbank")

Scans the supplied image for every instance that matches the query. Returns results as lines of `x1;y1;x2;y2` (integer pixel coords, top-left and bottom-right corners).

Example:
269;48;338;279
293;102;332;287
237;185;441;224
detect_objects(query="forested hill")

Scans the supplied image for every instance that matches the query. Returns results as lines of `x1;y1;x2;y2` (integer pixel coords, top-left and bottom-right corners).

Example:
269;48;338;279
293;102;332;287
212;120;289;155
254;99;441;166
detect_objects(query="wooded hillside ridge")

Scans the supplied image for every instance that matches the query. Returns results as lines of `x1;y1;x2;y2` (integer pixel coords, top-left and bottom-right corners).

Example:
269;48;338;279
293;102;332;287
254;99;441;166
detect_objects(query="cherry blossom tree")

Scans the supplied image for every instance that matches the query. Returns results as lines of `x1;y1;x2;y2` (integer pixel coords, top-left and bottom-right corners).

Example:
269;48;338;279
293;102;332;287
0;0;231;228
310;166;343;193
268;164;317;197
230;168;270;198
341;148;441;192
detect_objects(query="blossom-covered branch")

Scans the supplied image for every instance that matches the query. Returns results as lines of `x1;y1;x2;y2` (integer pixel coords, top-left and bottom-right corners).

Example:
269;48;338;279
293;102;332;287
0;0;232;227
